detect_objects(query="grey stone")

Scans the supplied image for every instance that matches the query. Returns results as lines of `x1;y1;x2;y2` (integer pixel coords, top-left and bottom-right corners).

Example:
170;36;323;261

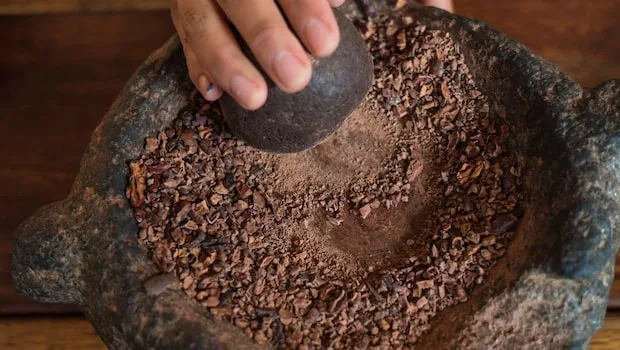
10;2;620;349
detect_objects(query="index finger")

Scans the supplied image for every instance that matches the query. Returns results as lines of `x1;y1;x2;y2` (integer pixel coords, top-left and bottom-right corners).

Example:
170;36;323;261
175;0;268;109
216;0;312;93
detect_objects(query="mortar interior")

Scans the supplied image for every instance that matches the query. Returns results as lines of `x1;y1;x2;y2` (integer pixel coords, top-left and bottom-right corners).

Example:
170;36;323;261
413;21;573;347
134;25;564;347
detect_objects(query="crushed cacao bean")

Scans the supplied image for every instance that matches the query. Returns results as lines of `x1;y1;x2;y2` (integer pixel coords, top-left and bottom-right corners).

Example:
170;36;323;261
128;11;523;349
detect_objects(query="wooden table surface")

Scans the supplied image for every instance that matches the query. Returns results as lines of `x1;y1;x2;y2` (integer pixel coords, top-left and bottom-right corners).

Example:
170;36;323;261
0;0;618;348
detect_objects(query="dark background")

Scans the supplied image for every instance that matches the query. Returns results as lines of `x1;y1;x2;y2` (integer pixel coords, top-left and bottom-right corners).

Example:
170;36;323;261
0;0;619;348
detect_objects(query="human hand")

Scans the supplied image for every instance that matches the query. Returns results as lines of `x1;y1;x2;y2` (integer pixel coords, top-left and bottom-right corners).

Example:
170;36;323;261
421;0;453;12
170;0;345;111
170;0;454;111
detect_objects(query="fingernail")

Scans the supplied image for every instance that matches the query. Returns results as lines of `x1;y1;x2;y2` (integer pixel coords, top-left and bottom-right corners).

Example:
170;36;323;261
205;83;222;101
199;74;221;101
272;51;309;92
230;75;258;108
304;18;338;57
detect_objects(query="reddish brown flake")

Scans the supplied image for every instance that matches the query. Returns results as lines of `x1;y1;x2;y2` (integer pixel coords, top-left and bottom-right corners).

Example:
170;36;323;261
147;163;170;175
464;144;481;159
181;130;198;153
145;137;158;153
203;251;217;266
209;194;222;205
127;161;146;207
438;284;446;299
420;84;432;97
417;280;435;289
457;163;474;185
416;296;428;308
293;298;312;310
279;308;295;325
152;242;174;272
252;192;266;208
245;220;258;234
359;204;372;219
182;275;193;290
481;236;496;246
386;19;398;36
490;214;518;235
204;295;220;307
254;331;268;344
174;201;192;224
396;31;407;51
440;81;451;101
466;244;481;256
402;60;414;72
471;162;484;180
183;220;198;230
235;183;252;198
254;279;265;295
407;160;424;182
214;183;229;195
170;227;185;244
259;255;275;268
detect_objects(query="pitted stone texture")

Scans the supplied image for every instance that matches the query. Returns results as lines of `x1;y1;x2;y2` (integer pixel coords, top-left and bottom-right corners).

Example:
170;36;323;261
457;270;611;349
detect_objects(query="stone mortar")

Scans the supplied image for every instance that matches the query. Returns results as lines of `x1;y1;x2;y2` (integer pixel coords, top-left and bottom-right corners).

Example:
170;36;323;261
9;2;620;349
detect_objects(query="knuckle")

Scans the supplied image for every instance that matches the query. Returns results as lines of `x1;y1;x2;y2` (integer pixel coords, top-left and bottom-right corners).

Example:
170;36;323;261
207;46;238;76
216;0;241;8
180;7;207;41
248;21;281;51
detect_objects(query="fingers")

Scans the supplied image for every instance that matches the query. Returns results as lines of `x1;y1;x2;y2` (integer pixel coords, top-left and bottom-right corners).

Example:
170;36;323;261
215;0;311;94
170;0;345;110
184;44;223;101
327;0;346;7
278;0;340;57
421;0;454;12
172;0;226;103
172;0;267;110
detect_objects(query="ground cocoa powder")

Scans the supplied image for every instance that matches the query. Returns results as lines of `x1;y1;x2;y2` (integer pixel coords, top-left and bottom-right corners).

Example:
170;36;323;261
127;9;523;349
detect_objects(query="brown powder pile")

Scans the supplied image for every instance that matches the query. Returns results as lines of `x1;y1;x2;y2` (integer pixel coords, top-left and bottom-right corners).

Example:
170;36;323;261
127;10;523;350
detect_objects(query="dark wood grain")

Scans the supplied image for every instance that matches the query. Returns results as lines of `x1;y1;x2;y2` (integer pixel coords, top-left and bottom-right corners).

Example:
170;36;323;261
457;0;620;88
0;0;167;14
0;317;106;349
1;0;619;315
591;313;620;350
611;260;620;309
1;314;619;349
0;11;174;314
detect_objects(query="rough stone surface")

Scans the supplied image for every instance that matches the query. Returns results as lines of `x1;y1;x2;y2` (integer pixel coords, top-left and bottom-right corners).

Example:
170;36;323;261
220;8;374;153
9;1;620;349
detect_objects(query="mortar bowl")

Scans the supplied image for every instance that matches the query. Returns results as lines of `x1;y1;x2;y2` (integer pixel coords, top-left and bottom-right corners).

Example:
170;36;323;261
9;2;620;349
